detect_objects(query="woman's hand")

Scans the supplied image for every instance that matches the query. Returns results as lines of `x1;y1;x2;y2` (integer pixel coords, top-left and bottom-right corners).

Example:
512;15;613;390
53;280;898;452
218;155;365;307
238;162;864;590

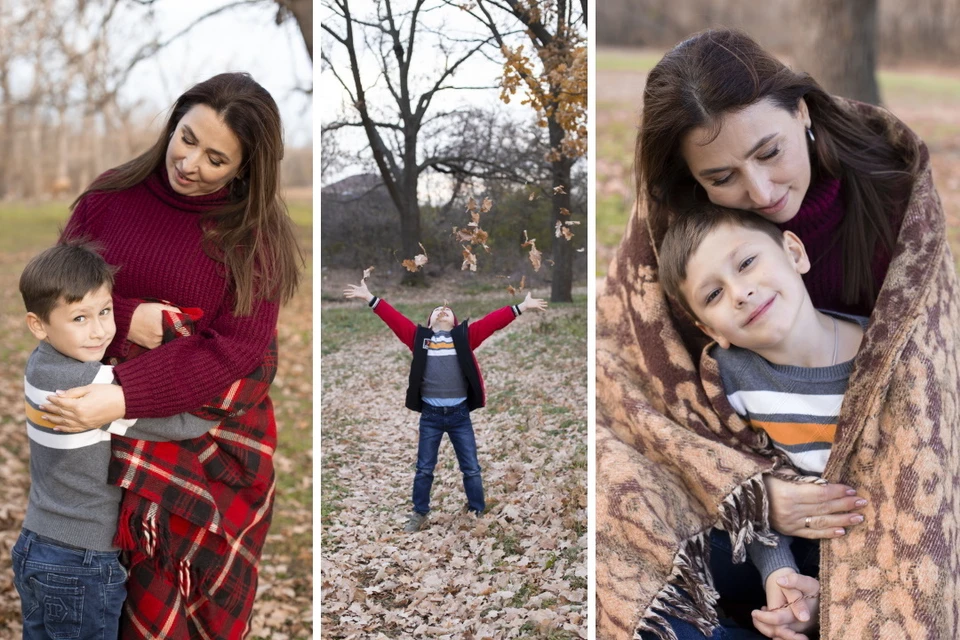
343;281;373;303
519;292;548;313
764;473;868;539
129;302;180;349
41;384;126;431
752;569;820;640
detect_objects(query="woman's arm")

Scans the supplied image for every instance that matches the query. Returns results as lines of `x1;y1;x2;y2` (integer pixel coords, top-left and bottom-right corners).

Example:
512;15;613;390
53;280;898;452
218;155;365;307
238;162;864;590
46;294;278;423
764;473;868;539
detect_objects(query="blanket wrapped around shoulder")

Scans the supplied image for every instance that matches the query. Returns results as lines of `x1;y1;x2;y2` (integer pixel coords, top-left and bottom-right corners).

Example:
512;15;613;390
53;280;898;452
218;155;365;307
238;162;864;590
596;102;960;639
106;304;278;619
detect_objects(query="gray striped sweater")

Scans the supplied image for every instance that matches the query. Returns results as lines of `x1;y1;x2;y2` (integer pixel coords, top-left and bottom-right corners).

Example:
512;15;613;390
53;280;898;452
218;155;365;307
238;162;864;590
711;312;868;583
23;341;218;551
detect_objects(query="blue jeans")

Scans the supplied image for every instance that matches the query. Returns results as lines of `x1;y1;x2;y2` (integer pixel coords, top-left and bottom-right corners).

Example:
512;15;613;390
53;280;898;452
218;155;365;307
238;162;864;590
413;402;484;514
640;529;820;640
12;529;128;640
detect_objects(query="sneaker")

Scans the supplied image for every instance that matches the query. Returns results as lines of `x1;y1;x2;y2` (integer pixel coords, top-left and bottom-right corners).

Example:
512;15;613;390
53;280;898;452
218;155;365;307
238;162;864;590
404;511;428;533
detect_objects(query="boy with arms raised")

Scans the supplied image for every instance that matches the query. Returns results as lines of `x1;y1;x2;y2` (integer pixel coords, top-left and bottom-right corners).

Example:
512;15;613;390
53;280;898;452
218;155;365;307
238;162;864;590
343;279;547;533
658;206;867;640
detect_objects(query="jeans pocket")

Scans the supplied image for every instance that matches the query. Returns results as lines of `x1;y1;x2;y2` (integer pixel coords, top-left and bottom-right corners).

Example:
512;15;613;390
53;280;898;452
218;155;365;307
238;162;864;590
28;575;84;639
108;555;129;585
11;548;39;620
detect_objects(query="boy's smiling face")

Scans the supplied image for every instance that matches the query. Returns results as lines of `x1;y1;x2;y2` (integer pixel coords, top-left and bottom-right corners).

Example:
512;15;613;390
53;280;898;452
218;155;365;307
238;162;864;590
428;305;455;331
26;285;116;362
680;223;811;352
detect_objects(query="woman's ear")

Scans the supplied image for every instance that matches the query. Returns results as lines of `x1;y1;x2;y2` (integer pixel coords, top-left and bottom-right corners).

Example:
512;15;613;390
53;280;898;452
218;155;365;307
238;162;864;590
695;320;731;349
25;312;48;341
782;231;811;275
797;97;811;129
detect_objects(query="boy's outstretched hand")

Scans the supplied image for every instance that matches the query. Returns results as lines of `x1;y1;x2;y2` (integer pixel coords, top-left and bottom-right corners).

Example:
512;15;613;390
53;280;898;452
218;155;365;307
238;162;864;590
752;569;820;640
518;292;547;313
343;280;374;303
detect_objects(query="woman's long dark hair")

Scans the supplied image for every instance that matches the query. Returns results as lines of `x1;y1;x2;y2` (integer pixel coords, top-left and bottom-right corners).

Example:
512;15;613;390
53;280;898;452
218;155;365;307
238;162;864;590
637;29;916;309
71;72;302;315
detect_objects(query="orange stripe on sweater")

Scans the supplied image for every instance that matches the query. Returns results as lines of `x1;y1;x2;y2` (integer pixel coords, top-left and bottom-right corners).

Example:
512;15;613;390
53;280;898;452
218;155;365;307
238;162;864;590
24;402;58;429
751;419;837;446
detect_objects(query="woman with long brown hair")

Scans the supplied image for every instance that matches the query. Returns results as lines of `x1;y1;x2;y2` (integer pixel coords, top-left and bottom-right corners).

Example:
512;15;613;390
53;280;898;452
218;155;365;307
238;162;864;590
597;29;957;640
41;72;301;638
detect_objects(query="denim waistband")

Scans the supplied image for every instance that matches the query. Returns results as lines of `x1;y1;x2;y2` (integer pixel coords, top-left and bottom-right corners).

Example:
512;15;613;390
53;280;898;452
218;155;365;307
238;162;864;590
421;401;468;415
20;528;118;557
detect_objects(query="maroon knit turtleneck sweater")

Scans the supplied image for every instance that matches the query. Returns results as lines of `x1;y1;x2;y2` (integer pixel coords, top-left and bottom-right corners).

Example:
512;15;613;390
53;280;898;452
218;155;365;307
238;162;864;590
779;177;891;316
62;167;279;419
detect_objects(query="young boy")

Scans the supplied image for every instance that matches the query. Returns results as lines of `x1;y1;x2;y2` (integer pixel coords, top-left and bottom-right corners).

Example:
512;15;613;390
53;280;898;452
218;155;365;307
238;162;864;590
343;279;547;533
15;243;220;639
658;205;867;639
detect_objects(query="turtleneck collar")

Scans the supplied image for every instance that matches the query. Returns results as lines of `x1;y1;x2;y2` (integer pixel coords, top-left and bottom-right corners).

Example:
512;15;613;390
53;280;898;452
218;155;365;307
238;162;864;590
143;164;231;214
779;177;843;237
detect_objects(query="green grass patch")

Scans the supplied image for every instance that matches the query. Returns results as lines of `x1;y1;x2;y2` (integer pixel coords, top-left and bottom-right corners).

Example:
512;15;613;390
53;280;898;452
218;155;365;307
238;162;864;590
0;202;69;252
879;70;960;102
597;49;662;73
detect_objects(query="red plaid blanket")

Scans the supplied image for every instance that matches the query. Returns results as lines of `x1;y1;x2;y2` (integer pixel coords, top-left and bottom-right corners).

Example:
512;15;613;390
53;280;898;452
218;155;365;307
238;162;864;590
107;305;278;639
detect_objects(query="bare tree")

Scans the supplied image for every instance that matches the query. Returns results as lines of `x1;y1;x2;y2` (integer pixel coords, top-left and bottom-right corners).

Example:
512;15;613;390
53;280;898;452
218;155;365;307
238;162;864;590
321;0;504;286
792;0;881;105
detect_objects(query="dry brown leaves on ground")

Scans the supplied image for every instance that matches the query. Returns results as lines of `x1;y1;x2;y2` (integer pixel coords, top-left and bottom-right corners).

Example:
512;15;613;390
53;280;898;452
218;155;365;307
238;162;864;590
321;292;587;639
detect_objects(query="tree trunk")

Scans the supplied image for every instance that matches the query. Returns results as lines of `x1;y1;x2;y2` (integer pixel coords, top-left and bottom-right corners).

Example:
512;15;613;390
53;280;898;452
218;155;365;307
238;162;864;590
792;0;881;105
399;175;426;287
548;119;573;303
277;0;312;61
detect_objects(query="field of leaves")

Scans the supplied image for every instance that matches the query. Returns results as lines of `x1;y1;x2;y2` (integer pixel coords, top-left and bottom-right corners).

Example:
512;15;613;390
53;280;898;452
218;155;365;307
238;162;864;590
0;198;313;638
596;48;960;275
320;273;588;639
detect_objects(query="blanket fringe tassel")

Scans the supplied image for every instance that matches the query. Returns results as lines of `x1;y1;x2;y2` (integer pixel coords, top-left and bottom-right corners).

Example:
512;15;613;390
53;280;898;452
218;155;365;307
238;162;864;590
634;473;776;640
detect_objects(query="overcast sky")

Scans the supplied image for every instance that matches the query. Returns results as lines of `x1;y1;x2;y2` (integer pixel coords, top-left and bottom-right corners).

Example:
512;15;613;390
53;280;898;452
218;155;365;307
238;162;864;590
116;0;313;147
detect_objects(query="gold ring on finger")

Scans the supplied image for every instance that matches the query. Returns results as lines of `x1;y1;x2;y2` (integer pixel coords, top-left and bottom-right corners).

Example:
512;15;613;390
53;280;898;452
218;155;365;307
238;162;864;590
804;516;812;529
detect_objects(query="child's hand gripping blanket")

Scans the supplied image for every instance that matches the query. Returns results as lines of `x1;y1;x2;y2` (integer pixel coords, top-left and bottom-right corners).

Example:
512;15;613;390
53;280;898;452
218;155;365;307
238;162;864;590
596;101;960;639
107;303;278;612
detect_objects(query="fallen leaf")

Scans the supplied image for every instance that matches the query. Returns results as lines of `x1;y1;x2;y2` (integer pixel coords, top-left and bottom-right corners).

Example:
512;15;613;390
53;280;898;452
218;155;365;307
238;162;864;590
361;266;374;282
560;227;574;241
402;243;429;272
462;246;477;271
521;232;542;272
559;208;570;216
553;185;567;195
481;197;493;213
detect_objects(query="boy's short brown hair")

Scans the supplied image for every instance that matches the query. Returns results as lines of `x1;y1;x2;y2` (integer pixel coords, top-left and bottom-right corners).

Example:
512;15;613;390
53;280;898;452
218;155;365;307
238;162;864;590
19;241;117;322
659;205;785;321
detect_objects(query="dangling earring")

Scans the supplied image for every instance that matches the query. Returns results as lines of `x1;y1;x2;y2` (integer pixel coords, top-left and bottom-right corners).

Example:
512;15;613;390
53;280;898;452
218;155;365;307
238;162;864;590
807;127;815;142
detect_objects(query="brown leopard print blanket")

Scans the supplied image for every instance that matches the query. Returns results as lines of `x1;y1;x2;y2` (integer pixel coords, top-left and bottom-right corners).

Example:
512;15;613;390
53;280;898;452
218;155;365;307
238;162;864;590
596;103;960;639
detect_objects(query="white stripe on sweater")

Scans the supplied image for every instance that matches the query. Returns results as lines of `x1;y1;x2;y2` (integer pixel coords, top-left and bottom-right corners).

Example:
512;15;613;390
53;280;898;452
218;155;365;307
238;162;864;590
727;390;844;417
24;366;136;441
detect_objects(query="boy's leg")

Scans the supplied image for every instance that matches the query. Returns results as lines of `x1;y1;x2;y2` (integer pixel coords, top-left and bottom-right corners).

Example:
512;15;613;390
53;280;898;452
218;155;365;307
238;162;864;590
11;529;127;640
708;529;767;631
446;403;485;513
413;408;446;514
